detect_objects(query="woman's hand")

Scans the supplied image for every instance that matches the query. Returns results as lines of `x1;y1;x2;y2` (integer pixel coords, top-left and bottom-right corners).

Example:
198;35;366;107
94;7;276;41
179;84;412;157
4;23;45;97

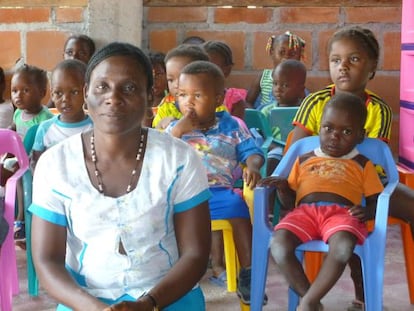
103;299;152;311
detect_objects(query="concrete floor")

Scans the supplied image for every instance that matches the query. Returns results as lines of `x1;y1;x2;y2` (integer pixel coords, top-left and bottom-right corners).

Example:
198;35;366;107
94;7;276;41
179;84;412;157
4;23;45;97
12;225;414;311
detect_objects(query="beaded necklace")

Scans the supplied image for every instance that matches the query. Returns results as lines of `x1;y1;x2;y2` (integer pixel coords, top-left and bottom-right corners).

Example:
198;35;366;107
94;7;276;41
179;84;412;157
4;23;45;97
90;129;144;194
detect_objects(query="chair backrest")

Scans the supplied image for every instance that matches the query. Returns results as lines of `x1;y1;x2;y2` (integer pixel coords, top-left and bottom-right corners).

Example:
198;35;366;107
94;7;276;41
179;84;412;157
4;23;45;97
268;107;298;142
244;108;273;139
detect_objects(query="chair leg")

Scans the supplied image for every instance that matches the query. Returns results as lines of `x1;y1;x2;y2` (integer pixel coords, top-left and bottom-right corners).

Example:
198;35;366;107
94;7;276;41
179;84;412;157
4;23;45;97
250;234;270;311
222;225;237;292
287;250;304;311
304;252;323;283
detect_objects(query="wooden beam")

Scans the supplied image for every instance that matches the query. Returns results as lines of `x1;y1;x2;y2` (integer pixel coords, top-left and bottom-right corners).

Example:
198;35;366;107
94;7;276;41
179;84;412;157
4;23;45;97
0;0;87;7
144;0;401;7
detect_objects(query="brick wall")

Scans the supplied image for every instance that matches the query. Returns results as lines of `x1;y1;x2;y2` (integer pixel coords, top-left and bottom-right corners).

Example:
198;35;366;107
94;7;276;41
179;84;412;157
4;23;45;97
0;5;88;102
143;5;402;154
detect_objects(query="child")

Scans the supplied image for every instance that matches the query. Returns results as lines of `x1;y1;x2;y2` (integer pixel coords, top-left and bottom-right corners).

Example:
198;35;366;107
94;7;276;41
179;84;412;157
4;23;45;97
261;59;307;175
148;51;168;107
203;40;247;120
167;60;265;304
31;59;93;168
63;34;96;64
9;64;53;244
246;31;306;109
152;44;210;129
0;67;14;129
261;93;384;311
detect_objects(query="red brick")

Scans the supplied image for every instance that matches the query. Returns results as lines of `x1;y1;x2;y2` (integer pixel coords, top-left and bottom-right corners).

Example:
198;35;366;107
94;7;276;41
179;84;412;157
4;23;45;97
305;74;332;94
226;71;257;90
345;7;402;23
56;7;84;23
185;31;246;70
214;7;272;24
252;31;312;70
383;32;402;70
0;8;49;23
318;29;337;71
147;7;207;23
0;32;21;70
280;7;339;24
26;31;68;71
149;30;177;54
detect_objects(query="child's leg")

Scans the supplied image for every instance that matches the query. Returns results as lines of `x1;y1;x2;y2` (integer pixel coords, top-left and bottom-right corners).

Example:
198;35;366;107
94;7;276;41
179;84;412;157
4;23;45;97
228;217;252;268
271;229;309;296
299;231;357;311
348;254;364;309
210;231;226;277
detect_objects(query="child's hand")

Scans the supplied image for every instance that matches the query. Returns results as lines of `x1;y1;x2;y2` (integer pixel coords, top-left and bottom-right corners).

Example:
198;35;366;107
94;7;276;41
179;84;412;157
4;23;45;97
347;205;366;222
171;109;198;138
258;176;289;190
243;167;261;189
157;116;176;130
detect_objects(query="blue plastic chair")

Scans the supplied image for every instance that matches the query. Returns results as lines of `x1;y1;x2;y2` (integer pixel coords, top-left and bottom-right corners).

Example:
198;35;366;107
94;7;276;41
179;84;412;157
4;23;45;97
22;124;39;297
250;136;399;311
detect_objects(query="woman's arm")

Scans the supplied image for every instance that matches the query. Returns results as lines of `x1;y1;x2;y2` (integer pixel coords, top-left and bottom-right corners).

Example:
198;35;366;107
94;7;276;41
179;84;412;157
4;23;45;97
142;201;211;309
230;99;246;120
32;216;108;311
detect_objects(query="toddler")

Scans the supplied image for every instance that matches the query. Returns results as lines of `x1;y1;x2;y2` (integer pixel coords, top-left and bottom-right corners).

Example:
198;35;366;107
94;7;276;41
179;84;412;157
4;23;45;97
203;40;247;120
247;31;305;109
167;60;265;304
32;59;93;168
260;93;383;311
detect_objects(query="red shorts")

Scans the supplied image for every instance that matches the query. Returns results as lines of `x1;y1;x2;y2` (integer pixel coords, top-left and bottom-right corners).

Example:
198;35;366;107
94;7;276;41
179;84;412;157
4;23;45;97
274;203;368;245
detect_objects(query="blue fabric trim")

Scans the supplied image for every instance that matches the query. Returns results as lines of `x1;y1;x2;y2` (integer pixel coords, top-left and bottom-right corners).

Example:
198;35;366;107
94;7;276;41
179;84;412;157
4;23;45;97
174;189;211;213
65;264;87;287
402;43;414;50
28;204;67;226
56;115;92;128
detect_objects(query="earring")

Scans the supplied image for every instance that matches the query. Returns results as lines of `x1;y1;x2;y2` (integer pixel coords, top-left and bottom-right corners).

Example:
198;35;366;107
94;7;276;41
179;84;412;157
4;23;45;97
83;103;88;111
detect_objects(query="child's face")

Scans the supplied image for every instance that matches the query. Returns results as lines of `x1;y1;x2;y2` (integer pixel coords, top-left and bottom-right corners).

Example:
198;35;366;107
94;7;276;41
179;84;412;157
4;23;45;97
272;67;304;107
85;55;150;134
152;63;168;99
64;38;93;64
51;68;86;123
166;56;192;97
177;73;222;126
271;38;302;66
11;73;45;113
208;52;231;78
329;38;376;96
319;106;364;157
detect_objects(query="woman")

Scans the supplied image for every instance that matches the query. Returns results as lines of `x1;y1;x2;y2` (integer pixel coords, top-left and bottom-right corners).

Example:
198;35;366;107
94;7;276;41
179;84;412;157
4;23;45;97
30;42;212;311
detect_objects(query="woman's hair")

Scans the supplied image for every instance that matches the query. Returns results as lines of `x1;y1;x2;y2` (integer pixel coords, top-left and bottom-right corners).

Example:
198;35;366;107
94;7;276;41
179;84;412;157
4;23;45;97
13;64;48;90
202;40;234;66
52;59;86;81
164;44;209;64
328;26;379;79
64;34;96;56
266;31;306;59
85;42;153;91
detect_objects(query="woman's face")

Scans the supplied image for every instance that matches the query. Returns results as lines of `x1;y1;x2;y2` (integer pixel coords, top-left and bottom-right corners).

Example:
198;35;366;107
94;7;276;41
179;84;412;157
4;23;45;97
84;55;150;135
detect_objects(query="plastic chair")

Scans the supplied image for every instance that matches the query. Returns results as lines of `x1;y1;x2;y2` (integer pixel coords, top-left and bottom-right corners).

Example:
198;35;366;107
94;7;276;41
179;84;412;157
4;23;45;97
0;129;29;311
268;107;299;144
244;109;274;177
22;124;40;297
250;136;399;311
211;220;250;310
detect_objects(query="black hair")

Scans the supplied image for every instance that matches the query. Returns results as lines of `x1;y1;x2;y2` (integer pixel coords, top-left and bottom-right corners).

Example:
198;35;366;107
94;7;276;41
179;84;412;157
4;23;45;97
273;59;307;84
13;64;48;90
64;34;96;56
324;92;367;128
266;31;306;58
328;26;379;79
202;40;234;66
148;51;166;71
180;60;225;92
85;42;153;91
182;36;205;45
52;59;86;79
164;44;209;64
